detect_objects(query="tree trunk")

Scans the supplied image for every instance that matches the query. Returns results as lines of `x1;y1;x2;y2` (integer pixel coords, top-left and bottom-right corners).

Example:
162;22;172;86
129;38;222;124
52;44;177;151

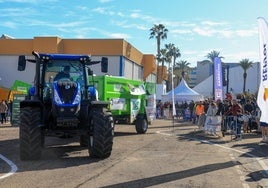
243;72;247;93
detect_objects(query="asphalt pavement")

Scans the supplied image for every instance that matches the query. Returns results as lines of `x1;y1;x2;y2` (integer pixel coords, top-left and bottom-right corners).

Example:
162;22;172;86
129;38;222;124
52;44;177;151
157;118;268;186
1;118;268;187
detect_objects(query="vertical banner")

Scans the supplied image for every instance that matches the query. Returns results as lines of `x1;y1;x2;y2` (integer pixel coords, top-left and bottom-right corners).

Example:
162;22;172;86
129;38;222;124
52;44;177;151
214;57;223;101
257;17;268;124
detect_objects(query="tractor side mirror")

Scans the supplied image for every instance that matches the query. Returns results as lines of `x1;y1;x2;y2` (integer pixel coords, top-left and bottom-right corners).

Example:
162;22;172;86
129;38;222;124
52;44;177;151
18;55;26;71
88;69;93;75
101;57;108;73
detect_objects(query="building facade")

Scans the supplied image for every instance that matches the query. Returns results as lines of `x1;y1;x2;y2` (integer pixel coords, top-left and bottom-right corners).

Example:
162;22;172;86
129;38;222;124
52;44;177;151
0;36;157;89
193;61;260;98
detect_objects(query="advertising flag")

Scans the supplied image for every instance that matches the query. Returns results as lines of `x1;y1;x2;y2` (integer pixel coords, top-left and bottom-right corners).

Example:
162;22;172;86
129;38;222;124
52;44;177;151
214;57;223;101
257;17;268;123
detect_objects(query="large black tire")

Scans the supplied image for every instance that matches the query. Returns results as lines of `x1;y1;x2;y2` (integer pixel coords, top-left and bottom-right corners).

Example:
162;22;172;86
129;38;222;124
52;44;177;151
20;107;42;160
88;108;114;158
135;117;148;134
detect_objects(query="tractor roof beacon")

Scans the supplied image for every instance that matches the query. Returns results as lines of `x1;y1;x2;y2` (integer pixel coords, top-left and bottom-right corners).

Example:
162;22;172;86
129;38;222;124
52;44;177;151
18;51;114;160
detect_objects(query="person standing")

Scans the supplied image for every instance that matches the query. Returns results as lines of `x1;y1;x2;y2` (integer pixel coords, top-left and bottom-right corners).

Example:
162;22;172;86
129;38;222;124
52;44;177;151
195;101;205;128
188;100;195;122
260;122;268;143
225;99;243;140
204;102;218;135
0;100;8;124
175;101;179;119
243;99;254;132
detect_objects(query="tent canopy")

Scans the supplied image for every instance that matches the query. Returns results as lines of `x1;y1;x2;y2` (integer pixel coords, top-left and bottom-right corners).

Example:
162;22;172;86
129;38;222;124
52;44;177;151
162;78;204;102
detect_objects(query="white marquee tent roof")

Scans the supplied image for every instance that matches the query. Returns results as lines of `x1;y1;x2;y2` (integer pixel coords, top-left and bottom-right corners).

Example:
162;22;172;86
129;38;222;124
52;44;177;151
162;78;204;102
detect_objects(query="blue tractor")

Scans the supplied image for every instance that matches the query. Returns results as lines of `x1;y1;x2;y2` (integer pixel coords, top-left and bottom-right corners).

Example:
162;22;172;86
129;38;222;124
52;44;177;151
18;51;114;160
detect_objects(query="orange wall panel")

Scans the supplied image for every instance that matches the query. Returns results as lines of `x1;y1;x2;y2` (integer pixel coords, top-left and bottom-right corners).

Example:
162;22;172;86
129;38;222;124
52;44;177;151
0;87;10;100
0;39;33;55
142;54;156;79
33;37;63;53
63;39;124;55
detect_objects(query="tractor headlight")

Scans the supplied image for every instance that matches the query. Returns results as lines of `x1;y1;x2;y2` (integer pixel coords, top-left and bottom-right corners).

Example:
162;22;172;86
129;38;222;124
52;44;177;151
95;90;99;101
72;91;81;105
29;86;35;96
88;86;98;100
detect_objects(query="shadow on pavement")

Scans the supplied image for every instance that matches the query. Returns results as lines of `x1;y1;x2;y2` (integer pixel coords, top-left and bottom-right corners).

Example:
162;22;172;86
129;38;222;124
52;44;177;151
100;161;237;188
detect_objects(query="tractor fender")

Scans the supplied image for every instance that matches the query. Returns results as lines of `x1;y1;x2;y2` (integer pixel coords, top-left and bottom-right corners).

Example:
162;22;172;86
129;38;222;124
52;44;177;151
90;101;110;108
20;100;43;109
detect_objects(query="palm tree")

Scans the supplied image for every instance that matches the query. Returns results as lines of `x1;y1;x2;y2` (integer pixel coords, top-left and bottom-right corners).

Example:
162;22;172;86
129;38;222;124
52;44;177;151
158;48;170;82
205;50;223;64
165;43;181;90
239;58;253;93
149;24;168;64
165;43;181;67
203;50;224;98
176;60;190;80
149;24;168;83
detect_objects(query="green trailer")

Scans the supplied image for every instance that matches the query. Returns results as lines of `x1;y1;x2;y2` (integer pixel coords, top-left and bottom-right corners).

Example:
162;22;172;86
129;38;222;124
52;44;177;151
90;75;156;134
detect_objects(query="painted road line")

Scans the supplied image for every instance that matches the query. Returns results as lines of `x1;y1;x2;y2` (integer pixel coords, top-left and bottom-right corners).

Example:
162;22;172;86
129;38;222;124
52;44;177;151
0;154;18;179
199;139;268;176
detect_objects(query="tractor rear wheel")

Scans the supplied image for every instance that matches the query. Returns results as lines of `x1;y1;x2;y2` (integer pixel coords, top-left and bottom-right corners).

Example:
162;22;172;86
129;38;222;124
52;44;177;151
20;107;42;160
88;108;114;158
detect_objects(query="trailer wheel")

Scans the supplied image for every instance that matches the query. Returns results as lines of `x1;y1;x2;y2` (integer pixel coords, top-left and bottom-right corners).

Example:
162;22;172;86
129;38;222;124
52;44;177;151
20;107;42;160
88;108;114;158
135;117;148;134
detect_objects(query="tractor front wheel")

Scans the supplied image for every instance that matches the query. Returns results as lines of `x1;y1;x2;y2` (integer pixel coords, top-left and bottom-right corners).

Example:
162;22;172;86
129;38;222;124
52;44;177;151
88;108;114;158
20;107;42;160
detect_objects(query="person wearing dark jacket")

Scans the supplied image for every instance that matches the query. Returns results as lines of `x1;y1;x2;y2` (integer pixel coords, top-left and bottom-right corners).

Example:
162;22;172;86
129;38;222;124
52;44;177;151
225;99;243;140
216;99;224;116
54;65;71;81
243;99;254;132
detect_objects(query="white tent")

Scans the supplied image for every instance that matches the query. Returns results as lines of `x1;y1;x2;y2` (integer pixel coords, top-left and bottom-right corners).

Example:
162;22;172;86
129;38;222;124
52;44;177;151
193;76;213;98
162;78;204;102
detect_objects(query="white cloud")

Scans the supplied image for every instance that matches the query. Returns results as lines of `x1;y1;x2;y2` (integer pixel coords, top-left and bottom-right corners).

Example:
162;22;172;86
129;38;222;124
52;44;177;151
117;12;124;17
129;12;155;22
224;51;259;62
0;7;35;17
171;29;192;34
201;20;228;26
98;0;113;3
164;21;196;28
0;0;58;3
235;29;257;37
218;30;233;38
3;21;17;29
111;20;149;31
76;6;88;11
109;33;131;39
92;7;115;15
193;27;215;37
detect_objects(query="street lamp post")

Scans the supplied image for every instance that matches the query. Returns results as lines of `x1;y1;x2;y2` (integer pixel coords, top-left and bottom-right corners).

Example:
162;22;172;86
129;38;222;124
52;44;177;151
212;63;215;100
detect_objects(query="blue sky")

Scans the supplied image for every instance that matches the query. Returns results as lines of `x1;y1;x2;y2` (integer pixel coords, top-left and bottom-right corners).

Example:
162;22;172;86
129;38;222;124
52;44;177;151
1;0;268;67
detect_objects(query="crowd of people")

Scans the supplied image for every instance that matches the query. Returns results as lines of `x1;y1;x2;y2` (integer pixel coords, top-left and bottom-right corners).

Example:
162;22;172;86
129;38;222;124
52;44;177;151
156;93;267;142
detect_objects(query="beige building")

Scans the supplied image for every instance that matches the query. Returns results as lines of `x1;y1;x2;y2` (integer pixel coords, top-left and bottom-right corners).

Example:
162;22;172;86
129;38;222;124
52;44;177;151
0;36;158;89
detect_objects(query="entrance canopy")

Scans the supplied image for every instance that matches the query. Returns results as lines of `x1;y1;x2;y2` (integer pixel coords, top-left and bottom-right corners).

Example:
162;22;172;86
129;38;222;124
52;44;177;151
162;78;204;102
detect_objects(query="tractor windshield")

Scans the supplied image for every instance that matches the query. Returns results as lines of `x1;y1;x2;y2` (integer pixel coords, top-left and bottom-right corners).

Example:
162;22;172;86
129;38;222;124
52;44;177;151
43;60;84;84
